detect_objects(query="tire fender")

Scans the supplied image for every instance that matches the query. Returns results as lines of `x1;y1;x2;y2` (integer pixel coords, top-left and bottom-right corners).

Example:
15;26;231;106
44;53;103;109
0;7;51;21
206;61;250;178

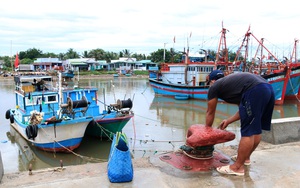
5;110;11;119
10;114;14;123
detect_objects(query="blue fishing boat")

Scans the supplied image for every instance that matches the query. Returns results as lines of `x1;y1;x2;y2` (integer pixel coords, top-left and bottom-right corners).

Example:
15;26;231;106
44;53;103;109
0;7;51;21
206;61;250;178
5;73;93;152
62;87;134;138
282;40;300;101
62;70;74;79
174;94;189;100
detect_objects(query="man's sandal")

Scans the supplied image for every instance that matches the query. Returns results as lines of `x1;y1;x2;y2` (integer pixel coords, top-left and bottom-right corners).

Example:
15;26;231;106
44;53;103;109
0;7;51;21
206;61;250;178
216;165;244;176
231;155;251;166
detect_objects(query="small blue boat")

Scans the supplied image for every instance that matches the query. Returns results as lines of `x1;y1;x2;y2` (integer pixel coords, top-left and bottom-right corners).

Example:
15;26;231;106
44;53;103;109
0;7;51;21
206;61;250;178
174;95;189;100
62;70;74;79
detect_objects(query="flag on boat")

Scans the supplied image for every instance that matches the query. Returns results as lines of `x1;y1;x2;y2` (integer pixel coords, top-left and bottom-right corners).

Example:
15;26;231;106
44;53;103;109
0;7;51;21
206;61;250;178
14;52;19;68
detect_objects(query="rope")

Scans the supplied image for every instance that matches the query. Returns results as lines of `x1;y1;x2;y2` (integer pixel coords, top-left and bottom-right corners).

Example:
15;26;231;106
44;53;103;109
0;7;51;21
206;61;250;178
134;113;183;127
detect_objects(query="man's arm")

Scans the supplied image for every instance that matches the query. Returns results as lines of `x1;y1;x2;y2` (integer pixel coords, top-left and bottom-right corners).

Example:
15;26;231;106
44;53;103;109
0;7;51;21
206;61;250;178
218;111;240;130
205;97;218;127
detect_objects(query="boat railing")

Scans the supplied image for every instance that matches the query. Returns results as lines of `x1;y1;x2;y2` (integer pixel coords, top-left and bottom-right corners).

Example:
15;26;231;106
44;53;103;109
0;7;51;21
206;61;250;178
15;82;57;95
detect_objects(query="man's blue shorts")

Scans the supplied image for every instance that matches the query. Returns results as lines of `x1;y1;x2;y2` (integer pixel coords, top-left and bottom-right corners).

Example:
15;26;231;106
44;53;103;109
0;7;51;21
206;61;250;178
239;83;275;137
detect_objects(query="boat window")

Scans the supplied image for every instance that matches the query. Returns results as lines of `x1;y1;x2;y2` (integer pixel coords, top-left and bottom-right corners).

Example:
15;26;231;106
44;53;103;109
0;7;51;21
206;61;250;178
25;94;58;106
47;95;58;103
25;96;40;106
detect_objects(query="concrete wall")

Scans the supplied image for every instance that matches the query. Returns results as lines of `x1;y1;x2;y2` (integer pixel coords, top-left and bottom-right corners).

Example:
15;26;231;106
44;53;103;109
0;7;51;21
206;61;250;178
262;117;300;144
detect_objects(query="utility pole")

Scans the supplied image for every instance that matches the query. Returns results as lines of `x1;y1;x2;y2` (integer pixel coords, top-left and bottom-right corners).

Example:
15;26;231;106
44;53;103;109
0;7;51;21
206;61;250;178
163;43;167;62
10;40;13;71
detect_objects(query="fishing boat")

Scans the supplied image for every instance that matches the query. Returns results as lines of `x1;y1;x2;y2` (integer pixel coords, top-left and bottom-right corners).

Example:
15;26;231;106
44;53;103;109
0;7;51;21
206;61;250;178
5;73;93;152
282;40;300;101
61;70;74;79
62;87;134;138
149;26;233;100
234;26;300;105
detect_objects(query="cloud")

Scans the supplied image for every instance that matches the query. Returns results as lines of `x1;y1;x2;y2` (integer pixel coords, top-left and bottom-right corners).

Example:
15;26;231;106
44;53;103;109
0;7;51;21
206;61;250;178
0;0;299;59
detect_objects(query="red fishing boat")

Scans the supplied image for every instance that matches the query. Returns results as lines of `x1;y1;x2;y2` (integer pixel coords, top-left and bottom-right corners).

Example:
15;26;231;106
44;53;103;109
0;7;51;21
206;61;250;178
234;26;300;105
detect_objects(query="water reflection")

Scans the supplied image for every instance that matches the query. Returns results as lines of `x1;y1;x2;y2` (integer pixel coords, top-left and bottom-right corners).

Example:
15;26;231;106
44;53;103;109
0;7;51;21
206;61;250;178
6;125;111;172
272;100;300;118
148;96;242;147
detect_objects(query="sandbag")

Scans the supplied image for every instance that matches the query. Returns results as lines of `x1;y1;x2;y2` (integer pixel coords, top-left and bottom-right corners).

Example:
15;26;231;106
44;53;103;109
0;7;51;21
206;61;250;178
186;124;235;147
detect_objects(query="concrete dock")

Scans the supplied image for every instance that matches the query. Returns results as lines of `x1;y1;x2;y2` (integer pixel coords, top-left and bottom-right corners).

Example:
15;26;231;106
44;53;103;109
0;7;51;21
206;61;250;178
0;140;299;188
1;117;300;188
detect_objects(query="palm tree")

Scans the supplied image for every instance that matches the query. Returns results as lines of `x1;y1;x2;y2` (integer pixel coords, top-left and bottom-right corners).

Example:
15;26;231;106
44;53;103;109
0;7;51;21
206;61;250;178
122;49;132;60
65;48;80;59
88;49;105;61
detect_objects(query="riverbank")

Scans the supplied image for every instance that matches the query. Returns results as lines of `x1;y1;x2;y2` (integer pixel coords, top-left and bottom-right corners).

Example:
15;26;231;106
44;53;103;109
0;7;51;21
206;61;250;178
0;73;149;80
1;140;299;188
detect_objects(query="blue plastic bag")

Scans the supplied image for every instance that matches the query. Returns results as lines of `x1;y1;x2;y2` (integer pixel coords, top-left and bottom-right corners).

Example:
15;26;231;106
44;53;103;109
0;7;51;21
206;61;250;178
107;132;133;183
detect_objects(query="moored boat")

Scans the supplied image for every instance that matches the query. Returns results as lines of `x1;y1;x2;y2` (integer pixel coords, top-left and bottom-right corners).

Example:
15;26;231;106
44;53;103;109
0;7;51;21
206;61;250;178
234;27;300;105
61;70;74;79
61;87;134;138
149;26;233;100
5;73;93;152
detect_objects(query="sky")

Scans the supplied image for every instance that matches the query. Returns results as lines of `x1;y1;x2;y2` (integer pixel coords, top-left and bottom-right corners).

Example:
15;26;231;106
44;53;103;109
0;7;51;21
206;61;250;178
1;0;300;58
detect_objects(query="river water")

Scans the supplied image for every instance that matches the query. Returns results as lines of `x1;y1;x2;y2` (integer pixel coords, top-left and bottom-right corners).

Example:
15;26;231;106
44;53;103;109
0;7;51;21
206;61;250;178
1;77;299;173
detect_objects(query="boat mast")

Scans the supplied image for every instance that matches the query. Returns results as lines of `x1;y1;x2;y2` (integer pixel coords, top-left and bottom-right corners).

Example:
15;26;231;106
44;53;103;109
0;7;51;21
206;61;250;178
215;22;229;70
234;26;251;72
290;39;298;63
235;26;283;72
184;47;188;85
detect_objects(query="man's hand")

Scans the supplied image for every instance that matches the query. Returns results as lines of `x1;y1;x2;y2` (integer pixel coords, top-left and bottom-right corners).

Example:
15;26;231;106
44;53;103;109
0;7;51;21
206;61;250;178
218;119;230;130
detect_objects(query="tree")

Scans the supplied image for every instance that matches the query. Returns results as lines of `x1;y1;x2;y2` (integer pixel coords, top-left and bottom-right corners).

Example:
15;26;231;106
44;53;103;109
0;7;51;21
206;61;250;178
132;53;147;61
88;49;105;60
150;49;165;63
58;53;66;60
150;48;180;63
41;52;58;58
19;48;43;60
0;56;12;69
82;51;89;58
20;58;33;64
122;49;132;59
104;51;118;63
65;48;80;59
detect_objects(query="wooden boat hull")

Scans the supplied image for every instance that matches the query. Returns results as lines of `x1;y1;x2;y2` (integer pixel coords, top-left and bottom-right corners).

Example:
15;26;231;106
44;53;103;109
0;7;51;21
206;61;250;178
10;111;92;152
149;78;209;100
263;72;286;105
285;67;300;100
85;113;133;138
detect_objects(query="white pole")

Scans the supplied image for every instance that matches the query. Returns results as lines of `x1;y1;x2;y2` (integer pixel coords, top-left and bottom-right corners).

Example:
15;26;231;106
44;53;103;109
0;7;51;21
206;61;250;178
163;43;167;62
58;72;62;108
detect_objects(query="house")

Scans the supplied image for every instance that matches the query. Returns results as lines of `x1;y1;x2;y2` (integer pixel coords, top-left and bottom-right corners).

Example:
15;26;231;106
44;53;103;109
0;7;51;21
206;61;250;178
107;58;157;72
33;58;63;71
65;58;108;71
